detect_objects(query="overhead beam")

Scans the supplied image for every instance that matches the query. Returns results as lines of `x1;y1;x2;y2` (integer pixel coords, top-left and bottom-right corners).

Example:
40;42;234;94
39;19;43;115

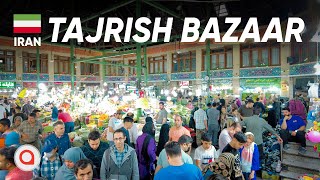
74;50;136;63
86;60;146;69
42;0;135;41
143;0;184;21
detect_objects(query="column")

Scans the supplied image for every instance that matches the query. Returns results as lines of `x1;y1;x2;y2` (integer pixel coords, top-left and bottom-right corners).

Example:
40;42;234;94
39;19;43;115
232;44;240;95
15;49;23;86
167;52;172;82
48;53;54;82
76;62;81;86
99;59;105;87
124;59;129;82
280;43;291;98
195;48;202;94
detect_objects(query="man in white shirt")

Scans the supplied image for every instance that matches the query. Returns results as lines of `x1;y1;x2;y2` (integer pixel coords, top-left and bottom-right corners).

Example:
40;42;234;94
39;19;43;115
218;122;242;153
106;110;124;146
126;112;139;147
193;105;208;146
0;103;6;119
194;133;218;170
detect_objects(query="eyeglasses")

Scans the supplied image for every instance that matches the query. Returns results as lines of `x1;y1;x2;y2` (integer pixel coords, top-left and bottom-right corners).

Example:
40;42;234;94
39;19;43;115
113;137;125;142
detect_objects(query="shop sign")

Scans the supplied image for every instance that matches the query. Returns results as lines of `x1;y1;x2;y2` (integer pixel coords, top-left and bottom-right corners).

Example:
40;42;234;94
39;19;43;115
240;78;281;89
0;82;16;89
179;81;189;86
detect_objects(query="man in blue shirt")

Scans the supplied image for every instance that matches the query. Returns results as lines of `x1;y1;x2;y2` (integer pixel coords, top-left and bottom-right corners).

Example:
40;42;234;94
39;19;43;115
154;141;203;180
279;107;306;154
45;121;71;155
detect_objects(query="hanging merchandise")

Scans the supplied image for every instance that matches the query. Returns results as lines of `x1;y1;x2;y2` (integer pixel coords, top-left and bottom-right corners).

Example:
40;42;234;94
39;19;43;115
308;83;319;98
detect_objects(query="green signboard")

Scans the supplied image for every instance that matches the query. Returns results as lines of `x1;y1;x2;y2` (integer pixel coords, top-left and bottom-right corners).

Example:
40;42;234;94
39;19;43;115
0;82;16;89
240;78;281;89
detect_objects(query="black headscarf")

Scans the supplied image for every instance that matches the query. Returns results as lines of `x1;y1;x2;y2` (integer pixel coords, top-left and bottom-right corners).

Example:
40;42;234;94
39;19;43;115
142;122;155;137
156;123;170;156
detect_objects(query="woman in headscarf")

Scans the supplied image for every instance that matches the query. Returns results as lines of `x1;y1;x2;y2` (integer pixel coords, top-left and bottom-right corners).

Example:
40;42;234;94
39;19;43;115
54;147;87;180
156;123;170;156
136;122;156;180
239;132;260;180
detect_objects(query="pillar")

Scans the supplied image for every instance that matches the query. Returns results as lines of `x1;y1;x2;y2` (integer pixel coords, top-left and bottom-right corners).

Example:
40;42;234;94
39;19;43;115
232;44;240;95
167;52;172;83
195;48;203;94
124;59;129;82
280;43;291;98
48;53;54;82
15;49;23;85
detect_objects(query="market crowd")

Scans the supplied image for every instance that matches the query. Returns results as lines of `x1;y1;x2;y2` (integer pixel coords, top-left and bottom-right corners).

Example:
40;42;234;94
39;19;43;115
0;94;309;180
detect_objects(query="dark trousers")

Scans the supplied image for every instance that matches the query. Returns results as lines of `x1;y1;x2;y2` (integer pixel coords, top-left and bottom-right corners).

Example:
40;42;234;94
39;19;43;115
279;129;306;147
64;122;75;134
207;124;220;146
257;144;264;162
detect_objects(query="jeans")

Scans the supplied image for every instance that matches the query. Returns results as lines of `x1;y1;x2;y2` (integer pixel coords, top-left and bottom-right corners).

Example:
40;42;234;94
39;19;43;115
279;129;306;147
207;124;220;146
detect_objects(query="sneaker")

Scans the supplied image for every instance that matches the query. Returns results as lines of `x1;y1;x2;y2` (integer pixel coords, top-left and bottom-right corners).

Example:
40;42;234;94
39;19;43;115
298;147;307;155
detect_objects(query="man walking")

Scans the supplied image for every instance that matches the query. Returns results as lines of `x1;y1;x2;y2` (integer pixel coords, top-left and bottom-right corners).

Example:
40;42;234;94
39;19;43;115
206;102;220;147
100;129;139;180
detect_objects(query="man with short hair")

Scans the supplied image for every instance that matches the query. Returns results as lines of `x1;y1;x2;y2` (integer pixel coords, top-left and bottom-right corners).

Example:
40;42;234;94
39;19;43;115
81;130;109;179
0;118;11;138
58;109;74;133
254;98;265;114
119;116;134;146
32;109;41;119
219;122;242;153
222;132;247;180
154;141;203;180
279;107;307;154
155;135;193;174
18;112;43;150
106;110;124;146
194;104;208;146
206;102;220;147
169;115;191;142
45;121;71;155
154;102;168;124
100;128;139;180
241;107;282;161
238;99;254;119
194;133;218;170
0;146;32;179
127;112;139;146
75;159;94;180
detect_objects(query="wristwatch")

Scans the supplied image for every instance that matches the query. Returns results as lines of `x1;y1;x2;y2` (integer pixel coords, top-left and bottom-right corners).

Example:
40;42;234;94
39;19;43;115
295;130;298;133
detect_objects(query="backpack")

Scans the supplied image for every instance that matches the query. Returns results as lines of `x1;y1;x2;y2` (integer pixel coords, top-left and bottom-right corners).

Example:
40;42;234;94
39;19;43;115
288;99;306;120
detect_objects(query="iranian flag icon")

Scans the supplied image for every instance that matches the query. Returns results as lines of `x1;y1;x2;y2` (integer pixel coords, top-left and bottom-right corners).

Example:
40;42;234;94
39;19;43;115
13;14;41;34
